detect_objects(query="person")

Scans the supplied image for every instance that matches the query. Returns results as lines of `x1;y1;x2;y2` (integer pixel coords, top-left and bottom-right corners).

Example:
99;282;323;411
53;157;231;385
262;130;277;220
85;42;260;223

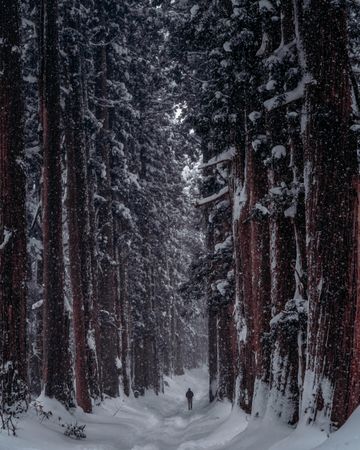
186;388;194;410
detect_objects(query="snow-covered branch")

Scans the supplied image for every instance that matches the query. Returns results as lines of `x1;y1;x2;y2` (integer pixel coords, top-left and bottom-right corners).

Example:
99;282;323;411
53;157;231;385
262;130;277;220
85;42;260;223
199;147;235;169
195;186;229;207
263;75;313;111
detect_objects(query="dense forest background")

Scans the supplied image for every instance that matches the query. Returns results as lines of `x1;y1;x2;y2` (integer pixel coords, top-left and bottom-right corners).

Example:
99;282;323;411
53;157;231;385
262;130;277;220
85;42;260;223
1;0;360;442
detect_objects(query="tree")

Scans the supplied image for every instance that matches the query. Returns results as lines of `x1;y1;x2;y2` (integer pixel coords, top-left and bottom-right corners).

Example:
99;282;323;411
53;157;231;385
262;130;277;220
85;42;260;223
0;0;28;427
39;0;73;407
169;0;359;430
300;0;358;428
62;0;102;411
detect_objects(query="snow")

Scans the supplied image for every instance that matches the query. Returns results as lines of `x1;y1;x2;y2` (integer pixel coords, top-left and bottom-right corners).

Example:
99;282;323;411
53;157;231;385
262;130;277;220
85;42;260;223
214;236;232;253
0;368;246;450
256;32;270;57
266;80;276;91
251;134;267;151
31;300;44;310
223;41;232;53
23;75;37;83
1;368;358;450
127;172;142;190
216;279;229;296
190;5;200;19
316;406;360;450
264;75;313;111
269;187;283;196
284;204;297;218
199;148;235;169
255;203;270;215
115;202;132;220
248;111;261;123
269;423;326;450
271;145;286;159
233;180;247;222
195;186;229;207
0;229;12;250
259;0;275;12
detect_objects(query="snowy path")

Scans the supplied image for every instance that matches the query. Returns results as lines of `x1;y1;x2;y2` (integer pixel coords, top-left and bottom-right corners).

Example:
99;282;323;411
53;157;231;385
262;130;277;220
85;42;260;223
0;367;246;450
0;367;354;450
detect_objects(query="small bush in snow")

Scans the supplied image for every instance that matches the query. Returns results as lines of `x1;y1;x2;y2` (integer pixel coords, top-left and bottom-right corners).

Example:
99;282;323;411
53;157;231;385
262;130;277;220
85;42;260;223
0;364;28;436
33;401;86;440
33;400;53;422
62;422;86;440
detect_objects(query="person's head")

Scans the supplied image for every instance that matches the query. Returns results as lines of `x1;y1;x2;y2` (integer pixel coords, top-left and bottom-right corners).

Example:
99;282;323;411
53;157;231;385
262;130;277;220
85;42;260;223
188;388;191;391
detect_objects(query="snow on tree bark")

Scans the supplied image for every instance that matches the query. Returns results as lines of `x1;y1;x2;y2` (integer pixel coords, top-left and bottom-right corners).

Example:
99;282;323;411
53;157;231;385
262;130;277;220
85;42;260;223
231;125;271;415
116;242;130;396
300;0;358;428
265;108;298;424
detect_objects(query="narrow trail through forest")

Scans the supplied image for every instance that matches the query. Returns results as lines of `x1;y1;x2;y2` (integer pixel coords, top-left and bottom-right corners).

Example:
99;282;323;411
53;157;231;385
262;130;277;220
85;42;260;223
126;368;239;450
0;368;246;450
0;367;355;450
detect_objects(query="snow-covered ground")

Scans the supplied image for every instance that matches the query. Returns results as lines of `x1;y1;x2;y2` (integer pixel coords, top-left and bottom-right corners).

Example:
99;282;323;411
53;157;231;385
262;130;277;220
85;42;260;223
0;367;358;450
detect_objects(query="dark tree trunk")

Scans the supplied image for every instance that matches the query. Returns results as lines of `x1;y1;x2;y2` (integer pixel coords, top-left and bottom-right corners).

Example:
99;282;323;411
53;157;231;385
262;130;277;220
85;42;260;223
95;45;119;398
63;5;101;410
208;308;218;402
0;0;28;406
266;108;298;424
233;139;271;415
349;177;360;415
65;113;92;412
217;303;237;401
300;0;358;428
115;233;130;396
40;0;73;407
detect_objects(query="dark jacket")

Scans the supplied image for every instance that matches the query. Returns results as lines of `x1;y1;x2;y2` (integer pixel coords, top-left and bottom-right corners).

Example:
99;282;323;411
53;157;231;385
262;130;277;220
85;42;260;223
186;389;194;399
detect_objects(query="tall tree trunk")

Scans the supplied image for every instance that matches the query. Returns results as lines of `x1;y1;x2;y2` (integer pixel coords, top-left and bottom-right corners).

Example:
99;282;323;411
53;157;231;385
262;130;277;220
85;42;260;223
233;136;271;415
217;303;237;401
115;229;130;396
95;45;119;397
300;0;357;428
208;308;218;402
266;108;298;424
40;0;73;407
65;111;92;412
349;177;360;415
64;4;101;411
0;0;28;410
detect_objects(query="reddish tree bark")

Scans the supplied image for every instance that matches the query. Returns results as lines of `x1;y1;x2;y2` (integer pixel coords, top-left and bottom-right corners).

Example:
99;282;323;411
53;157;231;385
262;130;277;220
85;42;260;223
40;0;73;407
262;1;309;424
63;6;102;410
0;0;27;403
300;0;358;428
233;138;271;415
349;177;360;415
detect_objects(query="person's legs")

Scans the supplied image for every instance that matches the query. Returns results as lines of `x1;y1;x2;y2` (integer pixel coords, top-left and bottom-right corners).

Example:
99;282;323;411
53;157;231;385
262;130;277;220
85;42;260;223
187;399;190;410
190;398;192;410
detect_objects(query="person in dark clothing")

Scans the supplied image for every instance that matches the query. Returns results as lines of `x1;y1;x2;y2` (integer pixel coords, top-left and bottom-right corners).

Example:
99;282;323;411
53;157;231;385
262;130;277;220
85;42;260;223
186;388;194;410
